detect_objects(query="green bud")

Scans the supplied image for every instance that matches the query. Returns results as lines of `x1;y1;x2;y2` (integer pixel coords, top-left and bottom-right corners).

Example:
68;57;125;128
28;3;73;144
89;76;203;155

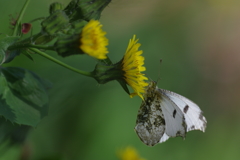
49;2;64;14
54;34;83;57
41;10;69;35
67;19;88;34
64;0;111;22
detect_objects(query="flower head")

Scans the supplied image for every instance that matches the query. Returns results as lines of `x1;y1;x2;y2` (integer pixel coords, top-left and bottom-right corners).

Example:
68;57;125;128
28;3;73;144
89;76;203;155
121;35;148;99
118;146;146;160
80;20;108;59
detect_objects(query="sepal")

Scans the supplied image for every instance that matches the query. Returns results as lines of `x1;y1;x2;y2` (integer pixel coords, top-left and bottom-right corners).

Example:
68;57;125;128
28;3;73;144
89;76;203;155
64;0;112;22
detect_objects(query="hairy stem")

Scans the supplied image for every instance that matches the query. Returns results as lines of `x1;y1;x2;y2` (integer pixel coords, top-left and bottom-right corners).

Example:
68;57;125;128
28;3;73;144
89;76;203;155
29;48;94;77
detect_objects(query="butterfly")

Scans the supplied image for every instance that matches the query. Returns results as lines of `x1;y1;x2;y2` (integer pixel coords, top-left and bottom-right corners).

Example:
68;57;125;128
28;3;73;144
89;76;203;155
135;81;207;146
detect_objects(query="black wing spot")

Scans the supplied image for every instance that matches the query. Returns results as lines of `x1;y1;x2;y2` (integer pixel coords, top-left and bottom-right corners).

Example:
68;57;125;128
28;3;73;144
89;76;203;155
173;109;177;118
191;125;195;130
199;113;204;121
183;105;189;113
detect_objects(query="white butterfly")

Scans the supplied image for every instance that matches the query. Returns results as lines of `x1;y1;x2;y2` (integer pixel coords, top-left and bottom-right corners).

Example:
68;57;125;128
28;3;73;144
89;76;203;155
135;81;207;146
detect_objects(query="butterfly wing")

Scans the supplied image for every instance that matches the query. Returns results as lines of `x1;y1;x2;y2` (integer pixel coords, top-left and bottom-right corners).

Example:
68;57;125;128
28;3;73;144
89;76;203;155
159;133;170;143
159;89;207;132
135;96;166;146
157;90;187;140
135;81;206;146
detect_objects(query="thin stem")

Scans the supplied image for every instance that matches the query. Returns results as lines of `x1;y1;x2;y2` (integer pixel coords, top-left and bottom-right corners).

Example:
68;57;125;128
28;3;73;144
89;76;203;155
13;0;31;36
28;17;45;23
29;44;54;50
9;44;54;51
29;48;94;77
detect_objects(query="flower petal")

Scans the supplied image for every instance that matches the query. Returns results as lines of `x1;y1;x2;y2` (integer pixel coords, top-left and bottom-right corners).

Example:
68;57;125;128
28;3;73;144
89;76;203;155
122;35;148;99
80;20;108;59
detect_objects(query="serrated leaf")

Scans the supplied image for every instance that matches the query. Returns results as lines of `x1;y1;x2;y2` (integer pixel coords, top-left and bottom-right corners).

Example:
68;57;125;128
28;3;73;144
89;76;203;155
0;36;19;65
0;67;51;127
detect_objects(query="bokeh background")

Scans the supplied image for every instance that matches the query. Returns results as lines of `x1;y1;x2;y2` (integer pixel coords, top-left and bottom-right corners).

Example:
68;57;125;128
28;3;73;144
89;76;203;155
1;0;240;159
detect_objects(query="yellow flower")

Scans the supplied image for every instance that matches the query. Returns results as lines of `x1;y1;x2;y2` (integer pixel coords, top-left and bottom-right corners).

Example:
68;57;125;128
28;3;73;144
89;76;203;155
118;146;146;160
122;35;148;99
80;20;108;59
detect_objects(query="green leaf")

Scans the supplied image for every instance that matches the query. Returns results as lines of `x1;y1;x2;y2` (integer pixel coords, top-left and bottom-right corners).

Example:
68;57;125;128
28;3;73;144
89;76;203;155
0;36;20;65
0;117;31;146
0;67;51;127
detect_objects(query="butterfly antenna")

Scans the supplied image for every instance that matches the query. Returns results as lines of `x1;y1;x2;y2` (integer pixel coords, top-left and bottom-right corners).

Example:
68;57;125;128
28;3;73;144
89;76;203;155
156;59;163;84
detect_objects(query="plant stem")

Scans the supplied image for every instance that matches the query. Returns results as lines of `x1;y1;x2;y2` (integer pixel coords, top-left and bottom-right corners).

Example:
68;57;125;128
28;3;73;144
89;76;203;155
8;44;54;51
13;0;31;36
29;48;94;77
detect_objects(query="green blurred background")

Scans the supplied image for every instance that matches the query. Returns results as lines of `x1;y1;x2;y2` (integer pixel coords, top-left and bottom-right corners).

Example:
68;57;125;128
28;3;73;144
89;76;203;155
1;0;240;159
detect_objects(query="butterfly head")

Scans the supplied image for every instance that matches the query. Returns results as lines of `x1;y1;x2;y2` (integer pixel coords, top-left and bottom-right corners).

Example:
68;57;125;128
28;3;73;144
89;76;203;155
142;81;158;101
148;81;158;89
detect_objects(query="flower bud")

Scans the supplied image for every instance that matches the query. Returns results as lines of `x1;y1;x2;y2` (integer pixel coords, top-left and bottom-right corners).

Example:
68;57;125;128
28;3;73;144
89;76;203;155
49;2;64;14
64;0;111;22
41;10;69;35
21;23;32;34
